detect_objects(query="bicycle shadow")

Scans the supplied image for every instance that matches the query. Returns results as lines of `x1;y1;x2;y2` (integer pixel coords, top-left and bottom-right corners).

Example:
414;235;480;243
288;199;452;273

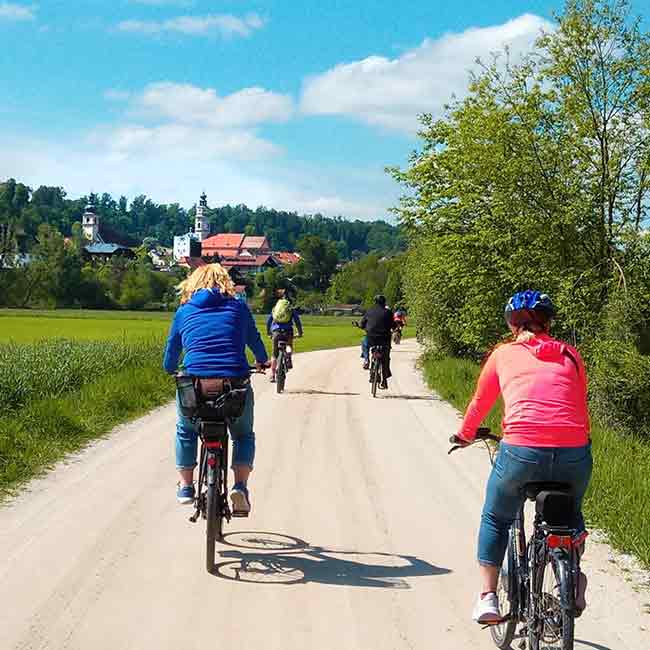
575;641;614;650
285;389;360;397
210;531;449;588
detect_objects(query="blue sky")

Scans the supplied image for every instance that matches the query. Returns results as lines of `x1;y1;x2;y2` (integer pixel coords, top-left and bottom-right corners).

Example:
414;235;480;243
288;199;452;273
0;0;647;220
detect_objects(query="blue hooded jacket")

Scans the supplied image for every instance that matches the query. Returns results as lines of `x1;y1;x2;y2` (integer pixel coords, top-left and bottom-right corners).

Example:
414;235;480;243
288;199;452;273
163;288;268;377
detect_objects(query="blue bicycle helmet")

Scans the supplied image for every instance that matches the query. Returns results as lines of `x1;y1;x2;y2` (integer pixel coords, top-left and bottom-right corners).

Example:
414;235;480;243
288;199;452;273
504;290;556;326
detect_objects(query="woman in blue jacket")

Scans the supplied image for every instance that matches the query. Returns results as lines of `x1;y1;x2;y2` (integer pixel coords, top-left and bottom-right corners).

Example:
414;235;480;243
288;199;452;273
163;264;268;513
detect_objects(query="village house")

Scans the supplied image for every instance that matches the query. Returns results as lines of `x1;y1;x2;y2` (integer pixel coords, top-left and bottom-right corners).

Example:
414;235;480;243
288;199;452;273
172;193;302;276
82;203;136;262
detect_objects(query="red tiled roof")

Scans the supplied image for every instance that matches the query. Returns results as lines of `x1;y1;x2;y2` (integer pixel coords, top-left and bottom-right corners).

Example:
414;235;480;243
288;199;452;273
273;252;301;265
177;257;208;270
201;233;245;250
220;254;276;269
242;235;270;250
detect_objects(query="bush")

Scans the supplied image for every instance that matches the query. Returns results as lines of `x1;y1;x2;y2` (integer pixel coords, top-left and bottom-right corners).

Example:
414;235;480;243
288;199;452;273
588;339;650;435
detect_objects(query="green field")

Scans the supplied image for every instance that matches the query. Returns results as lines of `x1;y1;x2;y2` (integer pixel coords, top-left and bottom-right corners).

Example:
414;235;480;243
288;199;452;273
0;309;363;347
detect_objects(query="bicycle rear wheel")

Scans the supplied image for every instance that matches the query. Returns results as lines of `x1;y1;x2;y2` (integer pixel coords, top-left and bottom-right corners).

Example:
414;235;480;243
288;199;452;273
529;551;575;650
490;535;518;648
276;351;286;393
371;358;380;397
205;450;224;573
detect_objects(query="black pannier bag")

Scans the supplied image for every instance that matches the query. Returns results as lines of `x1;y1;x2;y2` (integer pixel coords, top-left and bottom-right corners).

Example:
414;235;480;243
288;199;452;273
175;374;198;417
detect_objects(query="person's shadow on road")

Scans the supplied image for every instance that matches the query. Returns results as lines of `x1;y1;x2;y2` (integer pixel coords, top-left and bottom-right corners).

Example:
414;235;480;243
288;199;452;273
210;531;450;588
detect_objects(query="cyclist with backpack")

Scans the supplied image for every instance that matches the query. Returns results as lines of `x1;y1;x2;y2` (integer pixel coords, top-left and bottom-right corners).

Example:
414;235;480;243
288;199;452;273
455;290;592;624
266;291;303;384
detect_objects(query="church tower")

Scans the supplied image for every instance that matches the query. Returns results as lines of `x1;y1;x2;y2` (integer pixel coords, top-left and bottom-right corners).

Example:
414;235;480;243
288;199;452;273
82;202;102;243
194;192;210;241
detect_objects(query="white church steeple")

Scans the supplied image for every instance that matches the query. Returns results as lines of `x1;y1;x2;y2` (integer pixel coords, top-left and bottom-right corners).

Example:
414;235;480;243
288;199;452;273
195;192;210;241
82;202;102;244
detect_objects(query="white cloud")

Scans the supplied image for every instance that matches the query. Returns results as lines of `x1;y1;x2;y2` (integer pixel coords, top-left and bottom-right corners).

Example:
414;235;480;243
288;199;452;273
0;2;35;21
0;137;390;220
301;14;551;133
102;123;281;161
136;82;294;127
117;13;265;37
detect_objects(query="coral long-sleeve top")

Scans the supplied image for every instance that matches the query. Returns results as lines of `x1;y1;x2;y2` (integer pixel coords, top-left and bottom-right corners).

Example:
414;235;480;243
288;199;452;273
458;334;590;447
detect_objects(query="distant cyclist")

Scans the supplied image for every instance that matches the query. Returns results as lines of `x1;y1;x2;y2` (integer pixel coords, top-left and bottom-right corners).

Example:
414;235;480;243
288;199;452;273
359;295;395;389
456;290;592;624
266;291;303;383
163;263;268;514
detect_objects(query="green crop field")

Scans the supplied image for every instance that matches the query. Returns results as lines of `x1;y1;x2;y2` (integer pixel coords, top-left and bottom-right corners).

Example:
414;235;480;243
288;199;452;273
0;309;364;345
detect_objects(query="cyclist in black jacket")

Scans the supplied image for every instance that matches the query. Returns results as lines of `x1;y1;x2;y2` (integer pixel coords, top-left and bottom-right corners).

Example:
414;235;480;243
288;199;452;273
360;295;396;389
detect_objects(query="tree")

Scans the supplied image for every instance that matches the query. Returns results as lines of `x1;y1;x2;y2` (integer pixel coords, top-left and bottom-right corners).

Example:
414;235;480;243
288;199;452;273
296;235;339;291
390;0;650;353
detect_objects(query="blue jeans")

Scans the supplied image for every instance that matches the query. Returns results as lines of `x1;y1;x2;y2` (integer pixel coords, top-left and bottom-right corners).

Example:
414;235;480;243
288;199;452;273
361;336;369;363
478;442;593;566
175;385;256;470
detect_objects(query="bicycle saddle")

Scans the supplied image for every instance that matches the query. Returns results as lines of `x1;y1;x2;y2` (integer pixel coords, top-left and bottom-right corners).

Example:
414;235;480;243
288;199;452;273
523;481;572;500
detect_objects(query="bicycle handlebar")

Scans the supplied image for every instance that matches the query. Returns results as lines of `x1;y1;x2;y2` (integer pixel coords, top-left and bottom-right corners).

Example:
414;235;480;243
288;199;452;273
448;428;501;454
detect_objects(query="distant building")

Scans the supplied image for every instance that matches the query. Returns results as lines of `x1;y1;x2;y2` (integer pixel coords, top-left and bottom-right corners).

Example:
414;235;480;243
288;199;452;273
173;192;210;262
273;251;301;266
82;202;136;261
201;233;277;275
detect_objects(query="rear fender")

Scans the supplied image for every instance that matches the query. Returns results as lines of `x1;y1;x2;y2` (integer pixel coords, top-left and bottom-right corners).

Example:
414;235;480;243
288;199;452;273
551;550;574;611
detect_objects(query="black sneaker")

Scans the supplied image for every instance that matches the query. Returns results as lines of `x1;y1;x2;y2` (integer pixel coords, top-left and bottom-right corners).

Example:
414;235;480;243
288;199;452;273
379;380;388;390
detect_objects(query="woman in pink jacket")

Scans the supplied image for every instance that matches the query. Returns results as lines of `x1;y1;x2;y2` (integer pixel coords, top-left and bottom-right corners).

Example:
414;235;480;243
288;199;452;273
457;290;592;624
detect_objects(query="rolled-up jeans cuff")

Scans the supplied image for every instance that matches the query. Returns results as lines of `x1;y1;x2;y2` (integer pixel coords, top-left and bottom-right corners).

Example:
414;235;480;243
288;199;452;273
231;461;254;470
478;558;500;567
176;464;197;470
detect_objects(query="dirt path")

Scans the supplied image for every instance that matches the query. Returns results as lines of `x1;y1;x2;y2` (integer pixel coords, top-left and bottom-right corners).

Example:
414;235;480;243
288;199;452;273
1;340;648;649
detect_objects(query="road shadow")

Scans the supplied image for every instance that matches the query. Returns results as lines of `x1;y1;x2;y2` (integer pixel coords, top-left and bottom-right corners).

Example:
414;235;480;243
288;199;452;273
576;640;615;650
211;531;449;588
286;389;360;397
378;394;440;401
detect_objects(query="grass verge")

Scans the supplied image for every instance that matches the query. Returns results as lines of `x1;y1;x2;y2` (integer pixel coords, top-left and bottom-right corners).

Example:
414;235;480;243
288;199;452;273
421;351;650;567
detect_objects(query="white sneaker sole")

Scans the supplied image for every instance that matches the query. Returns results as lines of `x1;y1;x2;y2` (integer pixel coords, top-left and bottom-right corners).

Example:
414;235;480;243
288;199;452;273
177;496;194;505
231;490;251;513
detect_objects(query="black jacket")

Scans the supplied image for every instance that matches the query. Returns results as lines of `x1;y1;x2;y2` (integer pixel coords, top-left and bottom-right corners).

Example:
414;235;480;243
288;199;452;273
360;305;394;345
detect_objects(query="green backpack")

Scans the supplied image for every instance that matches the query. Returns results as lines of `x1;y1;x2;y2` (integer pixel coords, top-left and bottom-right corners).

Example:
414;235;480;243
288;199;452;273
272;298;292;323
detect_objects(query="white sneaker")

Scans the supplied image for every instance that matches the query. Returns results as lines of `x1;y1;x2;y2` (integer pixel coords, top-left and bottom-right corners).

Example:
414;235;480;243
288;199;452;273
472;592;502;624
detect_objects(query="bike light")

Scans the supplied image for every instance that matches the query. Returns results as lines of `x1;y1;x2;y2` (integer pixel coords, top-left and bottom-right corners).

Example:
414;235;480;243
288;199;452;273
207;456;218;468
286;345;293;354
547;534;573;549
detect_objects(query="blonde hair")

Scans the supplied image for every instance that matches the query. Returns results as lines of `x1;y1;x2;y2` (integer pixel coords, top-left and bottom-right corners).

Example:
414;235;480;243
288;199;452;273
512;322;550;343
177;263;236;304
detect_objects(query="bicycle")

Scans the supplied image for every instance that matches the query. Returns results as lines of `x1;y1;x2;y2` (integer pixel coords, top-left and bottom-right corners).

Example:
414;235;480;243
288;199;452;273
393;325;403;345
369;345;385;398
176;371;260;573
352;320;387;397
271;332;298;394
449;429;586;650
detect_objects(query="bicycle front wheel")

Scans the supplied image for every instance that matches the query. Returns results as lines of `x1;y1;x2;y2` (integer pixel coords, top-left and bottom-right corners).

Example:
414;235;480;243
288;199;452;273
276;352;286;393
490;534;518;648
530;551;575;650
